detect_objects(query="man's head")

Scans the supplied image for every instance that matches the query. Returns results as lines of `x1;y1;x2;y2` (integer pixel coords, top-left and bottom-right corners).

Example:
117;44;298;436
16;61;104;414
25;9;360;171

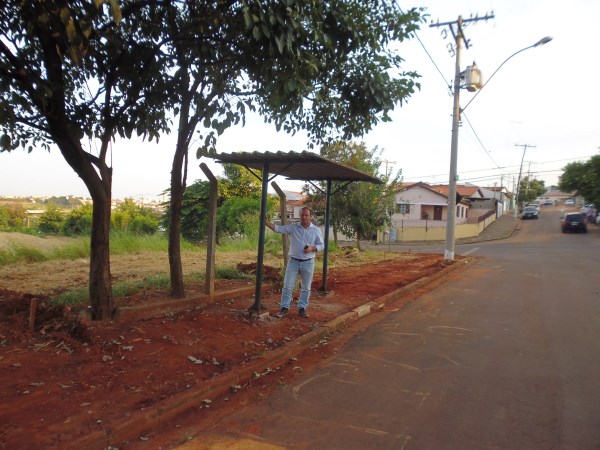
300;207;312;228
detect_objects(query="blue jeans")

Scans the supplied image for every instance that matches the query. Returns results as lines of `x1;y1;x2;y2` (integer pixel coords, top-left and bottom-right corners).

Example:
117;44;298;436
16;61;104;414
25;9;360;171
281;258;315;310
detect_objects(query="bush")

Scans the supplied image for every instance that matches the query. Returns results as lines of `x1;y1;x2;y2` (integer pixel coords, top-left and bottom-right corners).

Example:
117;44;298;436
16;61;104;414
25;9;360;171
37;205;64;234
0;204;27;231
63;204;93;235
130;215;159;235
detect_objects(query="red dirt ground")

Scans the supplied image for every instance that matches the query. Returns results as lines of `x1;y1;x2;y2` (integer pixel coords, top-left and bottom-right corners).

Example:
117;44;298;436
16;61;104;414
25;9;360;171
0;252;451;449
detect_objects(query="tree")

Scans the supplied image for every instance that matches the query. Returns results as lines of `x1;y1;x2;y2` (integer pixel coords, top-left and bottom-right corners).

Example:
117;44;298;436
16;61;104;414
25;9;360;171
560;155;600;208
0;204;26;231
111;198;159;233
64;203;93;235
518;177;546;204
1;2;172;319
38;205;64;234
156;1;423;297
305;141;400;249
219;164;262;200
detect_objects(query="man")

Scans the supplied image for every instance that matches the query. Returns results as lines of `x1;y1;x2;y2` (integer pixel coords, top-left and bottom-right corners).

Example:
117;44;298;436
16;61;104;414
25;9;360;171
265;206;324;318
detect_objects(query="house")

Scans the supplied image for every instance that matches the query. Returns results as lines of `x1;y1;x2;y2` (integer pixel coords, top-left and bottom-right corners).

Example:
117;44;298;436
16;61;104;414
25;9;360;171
384;181;500;242
392;181;470;228
538;187;573;206
281;191;306;222
480;185;511;216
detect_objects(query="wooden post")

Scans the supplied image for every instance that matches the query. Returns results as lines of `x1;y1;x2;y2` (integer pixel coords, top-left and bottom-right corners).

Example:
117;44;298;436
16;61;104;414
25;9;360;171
200;163;217;298
270;182;289;269
29;298;37;332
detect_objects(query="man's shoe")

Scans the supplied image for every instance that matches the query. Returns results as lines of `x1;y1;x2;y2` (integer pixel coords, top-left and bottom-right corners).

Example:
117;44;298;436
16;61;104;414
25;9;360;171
298;308;309;318
275;307;289;318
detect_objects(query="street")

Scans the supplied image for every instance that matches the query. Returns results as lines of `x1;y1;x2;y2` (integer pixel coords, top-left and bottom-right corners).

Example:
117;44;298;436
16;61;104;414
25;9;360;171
180;206;600;449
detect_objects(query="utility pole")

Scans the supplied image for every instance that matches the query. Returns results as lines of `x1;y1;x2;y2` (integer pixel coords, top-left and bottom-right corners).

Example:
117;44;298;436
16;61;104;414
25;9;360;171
513;144;536;218
383;159;397;178
430;13;494;262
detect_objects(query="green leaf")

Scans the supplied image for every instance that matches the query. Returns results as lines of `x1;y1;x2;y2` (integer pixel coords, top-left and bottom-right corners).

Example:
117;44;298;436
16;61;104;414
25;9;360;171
0;134;11;150
108;0;122;24
243;8;253;29
59;7;71;25
252;26;261;41
274;35;284;54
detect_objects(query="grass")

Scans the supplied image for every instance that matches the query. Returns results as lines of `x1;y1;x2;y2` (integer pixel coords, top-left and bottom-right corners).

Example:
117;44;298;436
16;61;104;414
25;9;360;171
0;232;206;267
2;230;387;307
52;263;254;306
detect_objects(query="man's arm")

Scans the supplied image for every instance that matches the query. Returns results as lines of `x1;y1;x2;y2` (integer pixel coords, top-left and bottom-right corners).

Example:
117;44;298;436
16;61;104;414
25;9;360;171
265;218;276;232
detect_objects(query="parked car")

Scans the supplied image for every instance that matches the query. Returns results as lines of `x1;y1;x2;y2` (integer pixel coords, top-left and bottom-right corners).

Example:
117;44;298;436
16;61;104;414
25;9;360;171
565;198;576;206
522;206;539;220
561;212;587;233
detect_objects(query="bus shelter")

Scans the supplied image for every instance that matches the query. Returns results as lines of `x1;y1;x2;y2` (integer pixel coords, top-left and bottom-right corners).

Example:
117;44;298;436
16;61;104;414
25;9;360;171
211;150;382;314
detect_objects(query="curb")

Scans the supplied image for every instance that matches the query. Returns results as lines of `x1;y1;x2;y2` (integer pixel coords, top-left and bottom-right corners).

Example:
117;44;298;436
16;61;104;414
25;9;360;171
68;257;473;449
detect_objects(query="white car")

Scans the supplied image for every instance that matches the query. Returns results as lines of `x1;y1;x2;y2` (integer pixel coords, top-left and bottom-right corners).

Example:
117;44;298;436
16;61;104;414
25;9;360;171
565;199;576;206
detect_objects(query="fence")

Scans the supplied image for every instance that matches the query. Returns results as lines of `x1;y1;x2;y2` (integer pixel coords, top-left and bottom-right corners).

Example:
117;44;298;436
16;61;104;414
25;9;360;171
379;209;497;242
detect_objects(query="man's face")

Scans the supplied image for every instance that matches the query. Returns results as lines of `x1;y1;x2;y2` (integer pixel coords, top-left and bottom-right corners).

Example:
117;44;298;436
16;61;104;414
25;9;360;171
300;208;311;227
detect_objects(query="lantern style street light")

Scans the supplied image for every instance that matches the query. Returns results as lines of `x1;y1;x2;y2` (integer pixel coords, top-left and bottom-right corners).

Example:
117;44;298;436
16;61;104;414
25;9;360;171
443;33;553;262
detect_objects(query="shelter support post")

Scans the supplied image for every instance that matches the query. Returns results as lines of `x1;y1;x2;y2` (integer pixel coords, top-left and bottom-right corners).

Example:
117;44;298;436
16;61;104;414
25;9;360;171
271;181;289;269
251;162;270;314
200;163;217;298
319;179;332;292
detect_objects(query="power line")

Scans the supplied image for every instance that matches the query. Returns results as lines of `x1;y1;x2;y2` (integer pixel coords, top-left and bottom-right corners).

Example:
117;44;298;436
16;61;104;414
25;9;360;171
403;154;596;182
462;112;501;168
394;1;452;93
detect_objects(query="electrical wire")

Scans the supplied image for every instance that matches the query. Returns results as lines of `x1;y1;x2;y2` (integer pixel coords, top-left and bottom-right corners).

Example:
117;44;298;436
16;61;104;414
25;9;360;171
462;112;501;168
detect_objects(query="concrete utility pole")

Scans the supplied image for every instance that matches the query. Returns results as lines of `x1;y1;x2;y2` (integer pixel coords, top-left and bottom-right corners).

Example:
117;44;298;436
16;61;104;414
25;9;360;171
383;159;397;178
430;13;494;262
513;144;536;218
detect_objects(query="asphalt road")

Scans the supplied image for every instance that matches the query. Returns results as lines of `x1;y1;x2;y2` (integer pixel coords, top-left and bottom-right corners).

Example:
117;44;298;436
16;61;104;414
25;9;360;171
183;206;600;449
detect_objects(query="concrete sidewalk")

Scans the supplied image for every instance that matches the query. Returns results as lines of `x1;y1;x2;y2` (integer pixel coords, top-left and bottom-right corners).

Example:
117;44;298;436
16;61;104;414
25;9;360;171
457;212;520;244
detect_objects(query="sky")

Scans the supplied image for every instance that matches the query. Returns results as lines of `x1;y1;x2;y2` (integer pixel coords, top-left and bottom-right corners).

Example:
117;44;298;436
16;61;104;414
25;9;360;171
1;0;599;201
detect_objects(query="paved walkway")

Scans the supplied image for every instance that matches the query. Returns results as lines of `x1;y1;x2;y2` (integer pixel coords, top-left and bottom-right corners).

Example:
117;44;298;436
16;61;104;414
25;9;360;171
456;212;520;244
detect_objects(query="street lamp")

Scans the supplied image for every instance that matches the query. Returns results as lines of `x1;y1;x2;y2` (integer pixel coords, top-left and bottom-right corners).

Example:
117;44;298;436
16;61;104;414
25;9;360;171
443;35;553;262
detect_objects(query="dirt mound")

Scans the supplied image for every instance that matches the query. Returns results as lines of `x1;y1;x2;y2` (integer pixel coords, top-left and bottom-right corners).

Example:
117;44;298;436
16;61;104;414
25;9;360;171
236;262;282;283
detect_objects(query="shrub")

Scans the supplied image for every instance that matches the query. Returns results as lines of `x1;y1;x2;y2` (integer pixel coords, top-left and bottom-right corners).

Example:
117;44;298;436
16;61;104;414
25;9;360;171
37;205;64;234
63;204;93;235
130;215;159;235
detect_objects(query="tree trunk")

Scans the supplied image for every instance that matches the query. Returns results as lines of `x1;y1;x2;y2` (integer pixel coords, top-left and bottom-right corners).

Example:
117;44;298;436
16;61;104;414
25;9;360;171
333;223;338;247
89;187;114;319
54;135;115;320
168;184;185;298
168;141;188;298
168;84;195;299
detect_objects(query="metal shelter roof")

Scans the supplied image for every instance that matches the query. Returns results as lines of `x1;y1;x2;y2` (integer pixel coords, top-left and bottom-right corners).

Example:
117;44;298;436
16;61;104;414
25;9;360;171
209;150;383;315
214;150;383;184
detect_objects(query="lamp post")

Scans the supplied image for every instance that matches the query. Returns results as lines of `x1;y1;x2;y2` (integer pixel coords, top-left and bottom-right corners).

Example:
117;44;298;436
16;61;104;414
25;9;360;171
443;35;553;262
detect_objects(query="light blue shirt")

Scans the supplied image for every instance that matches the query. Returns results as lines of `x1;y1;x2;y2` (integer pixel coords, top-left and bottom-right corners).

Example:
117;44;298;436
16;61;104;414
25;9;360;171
274;222;324;260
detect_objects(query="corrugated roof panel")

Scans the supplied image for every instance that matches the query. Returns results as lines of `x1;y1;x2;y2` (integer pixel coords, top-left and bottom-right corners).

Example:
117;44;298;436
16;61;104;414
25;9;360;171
212;151;382;184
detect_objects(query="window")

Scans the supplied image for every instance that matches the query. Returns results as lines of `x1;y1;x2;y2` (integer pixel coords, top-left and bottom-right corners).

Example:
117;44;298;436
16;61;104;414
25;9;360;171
395;203;410;215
